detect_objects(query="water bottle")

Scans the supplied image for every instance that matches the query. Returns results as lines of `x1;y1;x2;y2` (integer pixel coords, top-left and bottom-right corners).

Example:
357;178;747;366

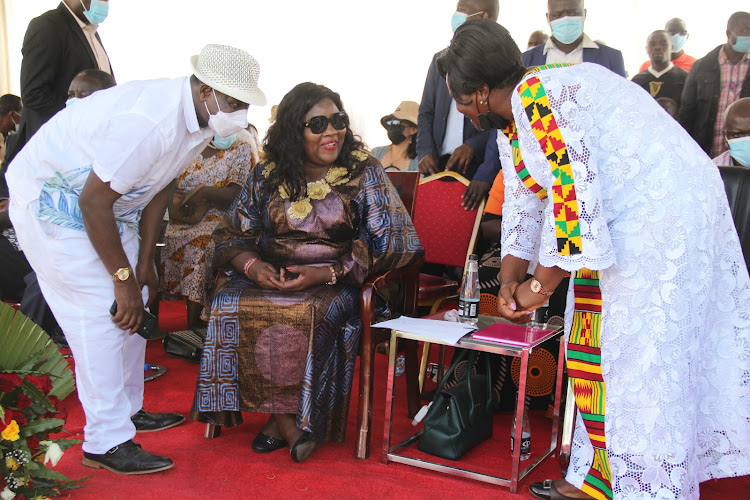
511;394;531;461
458;254;480;326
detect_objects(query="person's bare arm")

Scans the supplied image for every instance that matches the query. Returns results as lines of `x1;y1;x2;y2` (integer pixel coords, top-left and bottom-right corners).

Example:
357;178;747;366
137;179;175;307
78;171;142;334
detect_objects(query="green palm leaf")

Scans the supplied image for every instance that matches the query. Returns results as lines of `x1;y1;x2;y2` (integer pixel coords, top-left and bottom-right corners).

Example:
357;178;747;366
0;303;76;400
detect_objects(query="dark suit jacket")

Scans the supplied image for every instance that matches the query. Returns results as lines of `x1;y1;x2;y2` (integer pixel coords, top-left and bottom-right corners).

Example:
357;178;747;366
8;2;113;164
679;45;750;155
522;40;627;77
416;50;490;175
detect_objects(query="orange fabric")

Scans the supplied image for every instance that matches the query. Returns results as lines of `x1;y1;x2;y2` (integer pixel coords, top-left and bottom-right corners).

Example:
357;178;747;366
483;170;505;216
638;51;696;73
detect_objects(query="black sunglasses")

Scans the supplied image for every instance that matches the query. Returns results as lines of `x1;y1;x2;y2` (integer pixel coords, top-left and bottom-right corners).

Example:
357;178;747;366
304;112;349;134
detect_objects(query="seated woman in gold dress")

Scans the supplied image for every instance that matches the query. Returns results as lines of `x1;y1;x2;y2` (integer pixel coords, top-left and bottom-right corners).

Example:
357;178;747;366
191;82;422;462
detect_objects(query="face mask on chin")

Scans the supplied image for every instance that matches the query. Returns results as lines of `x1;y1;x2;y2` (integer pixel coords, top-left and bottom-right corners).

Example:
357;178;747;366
475;92;509;131
550;16;585;45
204;89;248;138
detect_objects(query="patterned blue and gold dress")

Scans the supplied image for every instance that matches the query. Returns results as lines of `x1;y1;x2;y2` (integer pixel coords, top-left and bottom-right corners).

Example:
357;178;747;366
191;151;422;443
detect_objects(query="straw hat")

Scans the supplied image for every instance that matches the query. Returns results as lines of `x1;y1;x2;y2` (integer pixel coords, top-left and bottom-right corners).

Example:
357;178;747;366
191;44;267;106
380;100;419;128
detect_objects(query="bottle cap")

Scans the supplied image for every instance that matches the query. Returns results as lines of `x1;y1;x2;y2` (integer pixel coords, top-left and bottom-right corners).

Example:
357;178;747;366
469;254;478;260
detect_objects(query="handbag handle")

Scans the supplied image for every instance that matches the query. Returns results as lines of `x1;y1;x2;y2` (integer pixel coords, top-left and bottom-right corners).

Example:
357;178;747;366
432;350;495;425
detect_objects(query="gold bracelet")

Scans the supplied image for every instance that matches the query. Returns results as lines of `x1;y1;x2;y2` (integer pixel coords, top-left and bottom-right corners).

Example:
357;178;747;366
326;265;337;285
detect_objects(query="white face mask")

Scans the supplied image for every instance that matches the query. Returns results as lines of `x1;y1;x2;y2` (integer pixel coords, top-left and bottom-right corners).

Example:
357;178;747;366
204;89;247;137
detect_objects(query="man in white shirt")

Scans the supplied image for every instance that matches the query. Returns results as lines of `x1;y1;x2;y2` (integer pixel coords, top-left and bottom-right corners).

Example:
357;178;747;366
521;0;626;77
6;44;266;475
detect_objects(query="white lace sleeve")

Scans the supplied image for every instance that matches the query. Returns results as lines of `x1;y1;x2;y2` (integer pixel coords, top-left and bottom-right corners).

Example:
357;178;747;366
511;69;616;272
498;132;545;263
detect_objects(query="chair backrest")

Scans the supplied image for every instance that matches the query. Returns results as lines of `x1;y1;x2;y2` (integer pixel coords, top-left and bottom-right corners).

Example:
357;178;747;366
718;166;750;270
412;171;485;268
386;171;420;218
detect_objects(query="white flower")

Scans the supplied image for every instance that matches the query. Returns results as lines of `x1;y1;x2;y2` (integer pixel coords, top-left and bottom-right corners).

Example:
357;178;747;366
42;441;64;466
1;487;16;500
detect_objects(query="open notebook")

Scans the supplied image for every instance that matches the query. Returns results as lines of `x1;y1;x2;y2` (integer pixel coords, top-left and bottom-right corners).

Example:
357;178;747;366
470;322;557;347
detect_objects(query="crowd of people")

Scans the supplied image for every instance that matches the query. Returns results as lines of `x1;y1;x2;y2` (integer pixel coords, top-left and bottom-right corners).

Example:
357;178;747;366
0;1;749;499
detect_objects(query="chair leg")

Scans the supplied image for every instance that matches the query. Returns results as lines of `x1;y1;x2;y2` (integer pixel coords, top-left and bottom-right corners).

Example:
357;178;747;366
204;423;221;439
403;339;420;418
355;337;376;459
418;342;432;392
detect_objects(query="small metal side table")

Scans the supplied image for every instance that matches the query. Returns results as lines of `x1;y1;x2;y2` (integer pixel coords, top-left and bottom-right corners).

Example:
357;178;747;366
382;315;566;493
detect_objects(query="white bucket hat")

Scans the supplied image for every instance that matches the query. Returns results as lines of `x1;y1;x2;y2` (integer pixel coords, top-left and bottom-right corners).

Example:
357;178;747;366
191;44;267;106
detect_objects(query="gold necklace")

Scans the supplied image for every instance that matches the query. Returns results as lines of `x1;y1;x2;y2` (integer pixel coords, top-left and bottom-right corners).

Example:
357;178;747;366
261;163;351;221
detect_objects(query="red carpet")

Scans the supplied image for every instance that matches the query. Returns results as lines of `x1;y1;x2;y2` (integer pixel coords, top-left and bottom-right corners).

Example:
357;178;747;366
49;301;749;499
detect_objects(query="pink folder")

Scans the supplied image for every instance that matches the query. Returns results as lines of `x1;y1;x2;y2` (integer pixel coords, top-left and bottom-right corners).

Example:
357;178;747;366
470;322;556;347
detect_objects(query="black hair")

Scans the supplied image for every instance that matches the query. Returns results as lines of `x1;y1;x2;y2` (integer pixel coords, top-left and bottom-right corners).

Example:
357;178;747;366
262;82;365;201
438;20;526;98
0;94;21;115
75;69;116;90
407;128;417;159
728;12;750;31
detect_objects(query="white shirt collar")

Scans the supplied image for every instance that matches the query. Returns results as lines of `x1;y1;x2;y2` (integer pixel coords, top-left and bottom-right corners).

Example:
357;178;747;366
543;33;598;55
647;63;675;79
181;77;204;135
62;1;98;31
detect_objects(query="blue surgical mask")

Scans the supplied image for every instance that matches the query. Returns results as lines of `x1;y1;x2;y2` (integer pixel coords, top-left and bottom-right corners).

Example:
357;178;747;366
728;136;750;167
211;133;237;150
79;0;109;25
732;36;750;54
550;16;585;45
66;97;80;108
671;34;687;53
451;11;482;32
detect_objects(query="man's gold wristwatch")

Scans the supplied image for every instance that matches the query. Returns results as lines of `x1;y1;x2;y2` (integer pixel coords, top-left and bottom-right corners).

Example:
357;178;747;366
112;266;132;283
530;277;553;297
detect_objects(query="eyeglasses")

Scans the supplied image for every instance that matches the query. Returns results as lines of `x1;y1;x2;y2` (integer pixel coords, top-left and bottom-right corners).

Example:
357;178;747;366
304;112;349;134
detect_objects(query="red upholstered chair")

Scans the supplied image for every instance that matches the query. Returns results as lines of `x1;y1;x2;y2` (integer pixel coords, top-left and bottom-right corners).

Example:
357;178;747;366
411;171;485;390
355;170;422;459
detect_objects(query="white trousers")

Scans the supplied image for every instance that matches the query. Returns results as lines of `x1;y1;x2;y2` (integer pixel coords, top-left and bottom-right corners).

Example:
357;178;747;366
10;200;147;454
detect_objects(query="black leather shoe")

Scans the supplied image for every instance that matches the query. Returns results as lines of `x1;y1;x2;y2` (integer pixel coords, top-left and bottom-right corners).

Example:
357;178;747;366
290;433;319;463
252;432;288;453
82;440;173;475
131;408;185;432
529;480;552;500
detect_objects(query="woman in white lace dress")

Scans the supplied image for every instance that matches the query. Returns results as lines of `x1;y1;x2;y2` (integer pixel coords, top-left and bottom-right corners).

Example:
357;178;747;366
438;20;750;500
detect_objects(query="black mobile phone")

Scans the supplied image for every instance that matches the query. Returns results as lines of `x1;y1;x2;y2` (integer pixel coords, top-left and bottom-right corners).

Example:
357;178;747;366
284;270;300;280
110;300;161;340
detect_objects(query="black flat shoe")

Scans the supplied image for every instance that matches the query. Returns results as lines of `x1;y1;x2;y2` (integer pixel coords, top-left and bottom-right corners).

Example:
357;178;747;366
290;432;319;463
530;479;587;500
131;408;185;432
530;480;553;500
252;432;288;453
82;440;173;475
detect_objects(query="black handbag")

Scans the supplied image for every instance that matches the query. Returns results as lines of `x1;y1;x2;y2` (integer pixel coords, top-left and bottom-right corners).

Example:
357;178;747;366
162;329;205;364
418;350;495;460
